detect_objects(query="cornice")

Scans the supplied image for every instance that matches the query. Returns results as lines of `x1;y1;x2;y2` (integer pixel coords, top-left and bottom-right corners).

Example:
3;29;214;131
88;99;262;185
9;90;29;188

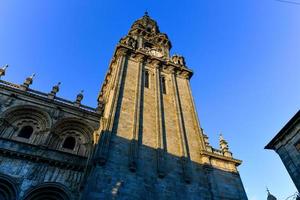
200;150;242;166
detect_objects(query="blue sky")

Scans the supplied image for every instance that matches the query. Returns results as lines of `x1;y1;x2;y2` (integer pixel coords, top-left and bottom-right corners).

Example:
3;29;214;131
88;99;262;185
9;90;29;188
0;0;299;199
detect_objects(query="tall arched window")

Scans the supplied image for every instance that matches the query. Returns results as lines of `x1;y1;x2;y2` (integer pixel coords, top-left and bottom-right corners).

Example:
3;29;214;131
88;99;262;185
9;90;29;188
145;70;149;88
161;76;167;94
18;126;33;139
62;136;76;150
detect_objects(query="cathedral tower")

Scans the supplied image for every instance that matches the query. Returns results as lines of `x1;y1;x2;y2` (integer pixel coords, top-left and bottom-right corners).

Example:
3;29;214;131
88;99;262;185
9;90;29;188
85;13;248;199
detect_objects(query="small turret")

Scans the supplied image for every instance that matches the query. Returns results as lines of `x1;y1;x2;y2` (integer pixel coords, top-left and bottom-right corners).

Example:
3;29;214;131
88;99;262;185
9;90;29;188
20;73;35;91
48;82;61;100
0;64;8;79
202;129;213;152
219;133;232;158
74;90;84;107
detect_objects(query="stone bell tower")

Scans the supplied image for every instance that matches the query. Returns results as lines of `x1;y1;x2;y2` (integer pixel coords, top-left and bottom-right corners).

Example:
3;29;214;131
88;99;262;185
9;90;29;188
84;13;248;200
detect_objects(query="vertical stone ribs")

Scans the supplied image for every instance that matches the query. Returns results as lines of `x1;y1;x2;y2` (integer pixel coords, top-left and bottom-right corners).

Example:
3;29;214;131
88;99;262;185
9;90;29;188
171;71;192;183
128;55;144;172
94;49;128;165
154;61;166;178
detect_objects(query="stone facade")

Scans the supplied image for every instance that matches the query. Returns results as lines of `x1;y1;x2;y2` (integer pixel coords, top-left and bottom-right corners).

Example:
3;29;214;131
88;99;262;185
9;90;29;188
265;110;300;192
0;13;247;199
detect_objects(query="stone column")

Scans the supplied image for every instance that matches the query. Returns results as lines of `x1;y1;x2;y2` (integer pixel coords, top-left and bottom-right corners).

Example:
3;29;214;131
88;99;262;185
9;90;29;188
153;60;166;178
129;54;145;172
94;48;128;165
170;70;191;183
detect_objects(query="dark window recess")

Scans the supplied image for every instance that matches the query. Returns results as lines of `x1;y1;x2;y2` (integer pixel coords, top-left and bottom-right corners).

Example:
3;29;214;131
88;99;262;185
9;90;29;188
145;71;149;88
18;126;33;139
144;42;153;49
295;140;300;151
161;77;167;94
62;136;76;150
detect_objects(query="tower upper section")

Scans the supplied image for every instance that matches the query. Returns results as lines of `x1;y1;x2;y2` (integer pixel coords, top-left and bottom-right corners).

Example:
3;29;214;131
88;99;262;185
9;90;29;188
119;12;186;66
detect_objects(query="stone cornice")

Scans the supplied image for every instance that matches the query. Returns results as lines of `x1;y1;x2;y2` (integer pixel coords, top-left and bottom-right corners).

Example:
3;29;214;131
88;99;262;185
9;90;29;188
116;44;194;79
200;150;242;166
0;137;87;171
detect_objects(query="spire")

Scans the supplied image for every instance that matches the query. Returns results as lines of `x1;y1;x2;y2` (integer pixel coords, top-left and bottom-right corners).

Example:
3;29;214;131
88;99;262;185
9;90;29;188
219;133;232;157
120;13;172;58
48;82;61;100
20;73;35;91
0;64;8;79
144;11;149;17
74;90;84;107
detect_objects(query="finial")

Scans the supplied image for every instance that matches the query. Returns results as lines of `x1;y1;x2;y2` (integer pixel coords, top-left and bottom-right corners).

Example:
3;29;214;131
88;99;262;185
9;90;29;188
219;133;232;157
219;133;224;141
2;64;8;71
48;82;61;100
144;11;149;16
20;73;35;91
266;187;270;194
30;73;36;79
74;90;84;107
0;64;9;78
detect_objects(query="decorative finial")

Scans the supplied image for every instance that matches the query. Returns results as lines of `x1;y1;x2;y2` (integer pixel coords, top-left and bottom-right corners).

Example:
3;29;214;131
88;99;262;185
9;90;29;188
219;133;224;141
30;73;36;79
219;133;232;157
48;82;61;100
0;64;9;79
144;11;149;16
74;90;84;107
21;73;36;91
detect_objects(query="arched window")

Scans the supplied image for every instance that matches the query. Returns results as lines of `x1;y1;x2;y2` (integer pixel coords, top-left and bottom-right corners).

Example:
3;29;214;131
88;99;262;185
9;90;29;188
161;76;167;94
18;126;33;139
0;175;18;200
145;70;149;88
62;136;76;150
23;183;71;200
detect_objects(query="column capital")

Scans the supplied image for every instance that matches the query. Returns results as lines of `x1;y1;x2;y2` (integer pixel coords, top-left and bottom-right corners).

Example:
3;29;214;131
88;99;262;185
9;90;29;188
132;53;147;63
148;59;161;69
115;47;129;57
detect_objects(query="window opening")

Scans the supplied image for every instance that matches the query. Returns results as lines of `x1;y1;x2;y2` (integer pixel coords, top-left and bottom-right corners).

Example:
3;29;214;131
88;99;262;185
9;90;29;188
62;136;76;150
18;126;33;139
161;76;167;94
145;70;149;88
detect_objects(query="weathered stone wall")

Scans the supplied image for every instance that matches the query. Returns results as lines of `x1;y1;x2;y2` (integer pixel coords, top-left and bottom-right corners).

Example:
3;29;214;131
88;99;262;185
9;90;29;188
275;123;300;191
162;72;182;157
87;45;248;199
85;136;247;200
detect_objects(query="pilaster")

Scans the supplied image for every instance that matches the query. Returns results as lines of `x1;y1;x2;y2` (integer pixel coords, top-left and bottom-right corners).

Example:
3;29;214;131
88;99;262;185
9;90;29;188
128;54;145;172
153;60;166;178
170;69;191;183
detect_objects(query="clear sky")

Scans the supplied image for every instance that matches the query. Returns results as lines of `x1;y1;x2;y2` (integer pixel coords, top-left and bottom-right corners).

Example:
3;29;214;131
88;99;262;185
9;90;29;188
0;0;299;199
